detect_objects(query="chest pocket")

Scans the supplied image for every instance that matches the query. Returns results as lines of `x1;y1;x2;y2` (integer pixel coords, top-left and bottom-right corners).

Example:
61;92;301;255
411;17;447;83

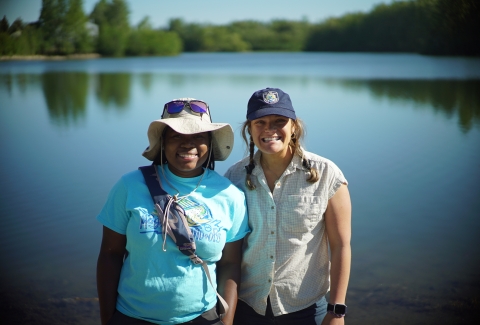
281;195;325;233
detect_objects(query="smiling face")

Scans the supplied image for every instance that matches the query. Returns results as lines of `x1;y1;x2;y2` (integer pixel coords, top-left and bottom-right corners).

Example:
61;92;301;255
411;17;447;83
163;127;210;177
249;115;295;159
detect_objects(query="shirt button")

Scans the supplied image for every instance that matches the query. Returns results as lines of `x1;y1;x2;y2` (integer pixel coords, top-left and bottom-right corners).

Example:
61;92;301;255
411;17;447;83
271;206;275;210
270;256;274;259
268;279;271;283
271;231;274;234
276;182;281;187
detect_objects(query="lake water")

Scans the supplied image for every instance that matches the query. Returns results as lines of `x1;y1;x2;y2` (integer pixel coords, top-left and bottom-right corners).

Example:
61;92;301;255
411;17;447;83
1;53;479;324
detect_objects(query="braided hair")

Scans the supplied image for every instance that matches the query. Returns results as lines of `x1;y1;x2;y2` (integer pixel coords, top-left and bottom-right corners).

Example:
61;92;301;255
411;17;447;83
241;118;319;190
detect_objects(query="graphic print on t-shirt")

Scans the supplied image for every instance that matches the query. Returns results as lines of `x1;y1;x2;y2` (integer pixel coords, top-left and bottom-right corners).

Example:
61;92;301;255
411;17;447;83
141;196;221;243
178;197;221;243
177;197;212;227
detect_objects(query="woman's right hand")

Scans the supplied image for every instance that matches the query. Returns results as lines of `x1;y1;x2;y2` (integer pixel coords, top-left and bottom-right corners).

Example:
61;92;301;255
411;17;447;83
321;313;345;325
96;226;127;325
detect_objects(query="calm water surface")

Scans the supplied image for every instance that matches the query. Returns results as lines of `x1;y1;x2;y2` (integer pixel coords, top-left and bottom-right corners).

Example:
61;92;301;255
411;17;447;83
1;53;479;324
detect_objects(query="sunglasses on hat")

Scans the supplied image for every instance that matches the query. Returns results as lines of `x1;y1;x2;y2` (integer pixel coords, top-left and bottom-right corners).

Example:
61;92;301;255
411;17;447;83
162;100;210;118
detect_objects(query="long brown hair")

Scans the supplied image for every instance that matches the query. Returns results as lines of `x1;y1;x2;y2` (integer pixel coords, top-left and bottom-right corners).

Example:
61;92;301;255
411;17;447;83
241;117;319;190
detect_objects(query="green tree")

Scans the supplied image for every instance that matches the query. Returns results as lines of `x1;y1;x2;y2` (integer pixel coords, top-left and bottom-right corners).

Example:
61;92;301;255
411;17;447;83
228;20;309;51
169;19;250;52
229;21;274;51
0;33;13;55
361;1;430;52
90;0;108;25
432;0;480;55
39;0;68;53
39;0;92;54
90;0;130;56
200;26;249;52
126;17;182;56
64;0;92;53
305;0;432;53
0;16;12;55
0;17;42;55
168;19;204;51
0;16;9;32
269;20;309;51
304;0;478;56
12;25;42;55
8;18;24;34
137;16;152;30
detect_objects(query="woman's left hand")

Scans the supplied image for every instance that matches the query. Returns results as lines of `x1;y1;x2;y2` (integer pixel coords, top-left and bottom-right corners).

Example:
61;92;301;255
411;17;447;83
216;239;243;325
324;184;351;323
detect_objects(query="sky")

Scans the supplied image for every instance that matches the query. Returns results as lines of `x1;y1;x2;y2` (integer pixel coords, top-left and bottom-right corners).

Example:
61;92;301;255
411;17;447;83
0;0;391;28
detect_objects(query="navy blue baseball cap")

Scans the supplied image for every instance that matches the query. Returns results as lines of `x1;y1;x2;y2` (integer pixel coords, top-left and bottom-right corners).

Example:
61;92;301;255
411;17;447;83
247;87;296;121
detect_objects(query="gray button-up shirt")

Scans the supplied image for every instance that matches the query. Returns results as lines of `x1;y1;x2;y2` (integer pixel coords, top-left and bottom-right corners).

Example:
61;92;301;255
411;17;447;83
225;150;347;316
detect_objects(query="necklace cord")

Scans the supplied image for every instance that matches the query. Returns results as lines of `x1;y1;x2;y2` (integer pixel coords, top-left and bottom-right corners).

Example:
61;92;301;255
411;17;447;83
157;141;212;250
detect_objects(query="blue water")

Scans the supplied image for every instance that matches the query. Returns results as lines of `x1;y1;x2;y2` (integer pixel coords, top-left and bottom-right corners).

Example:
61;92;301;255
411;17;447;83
1;53;479;324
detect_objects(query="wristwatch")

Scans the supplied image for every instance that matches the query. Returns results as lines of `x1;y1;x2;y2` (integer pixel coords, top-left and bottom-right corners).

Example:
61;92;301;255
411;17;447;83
327;303;347;317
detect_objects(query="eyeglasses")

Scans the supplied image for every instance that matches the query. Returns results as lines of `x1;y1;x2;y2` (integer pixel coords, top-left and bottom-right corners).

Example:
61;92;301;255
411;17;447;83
162;100;210;118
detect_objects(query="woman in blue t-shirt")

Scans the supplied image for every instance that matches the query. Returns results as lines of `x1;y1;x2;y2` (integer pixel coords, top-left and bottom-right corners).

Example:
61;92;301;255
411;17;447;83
96;98;250;325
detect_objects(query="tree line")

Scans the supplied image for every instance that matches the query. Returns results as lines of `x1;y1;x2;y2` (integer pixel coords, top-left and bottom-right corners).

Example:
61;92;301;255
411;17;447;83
0;0;181;56
1;0;478;57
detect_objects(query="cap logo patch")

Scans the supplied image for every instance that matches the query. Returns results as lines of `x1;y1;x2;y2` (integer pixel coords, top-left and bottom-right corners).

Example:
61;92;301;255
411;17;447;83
262;91;279;104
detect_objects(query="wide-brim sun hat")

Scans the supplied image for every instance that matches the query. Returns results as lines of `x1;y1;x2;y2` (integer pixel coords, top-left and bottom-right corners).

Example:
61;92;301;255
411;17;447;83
142;98;234;161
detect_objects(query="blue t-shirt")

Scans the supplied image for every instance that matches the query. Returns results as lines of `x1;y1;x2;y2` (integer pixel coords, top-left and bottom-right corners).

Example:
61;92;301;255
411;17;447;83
97;165;250;325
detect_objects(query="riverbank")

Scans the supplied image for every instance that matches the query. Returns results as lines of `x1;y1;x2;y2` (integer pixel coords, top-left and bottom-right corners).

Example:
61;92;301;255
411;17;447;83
0;53;101;61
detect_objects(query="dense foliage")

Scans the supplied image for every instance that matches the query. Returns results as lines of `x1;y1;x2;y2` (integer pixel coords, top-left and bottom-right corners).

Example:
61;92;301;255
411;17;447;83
304;0;479;55
0;0;478;57
0;0;181;57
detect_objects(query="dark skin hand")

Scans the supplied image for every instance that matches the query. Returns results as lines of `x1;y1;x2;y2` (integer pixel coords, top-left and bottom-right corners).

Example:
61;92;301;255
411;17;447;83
96;226;126;325
216;239;244;325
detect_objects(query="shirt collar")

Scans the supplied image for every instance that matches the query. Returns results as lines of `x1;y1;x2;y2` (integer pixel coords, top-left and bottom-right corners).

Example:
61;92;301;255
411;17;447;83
250;150;308;177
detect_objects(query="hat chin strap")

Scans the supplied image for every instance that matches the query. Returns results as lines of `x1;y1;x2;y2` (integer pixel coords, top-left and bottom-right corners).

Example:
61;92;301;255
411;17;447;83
159;138;213;169
205;139;213;168
158;139;212;199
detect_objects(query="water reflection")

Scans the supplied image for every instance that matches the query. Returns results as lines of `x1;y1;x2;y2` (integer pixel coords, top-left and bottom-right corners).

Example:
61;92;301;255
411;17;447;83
1;72;133;125
94;73;132;109
42;72;89;126
139;73;153;92
339;79;480;132
0;73;40;96
2;72;479;133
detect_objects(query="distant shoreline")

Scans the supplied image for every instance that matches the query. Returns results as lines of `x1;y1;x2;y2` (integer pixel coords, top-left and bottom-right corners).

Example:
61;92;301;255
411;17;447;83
0;53;101;61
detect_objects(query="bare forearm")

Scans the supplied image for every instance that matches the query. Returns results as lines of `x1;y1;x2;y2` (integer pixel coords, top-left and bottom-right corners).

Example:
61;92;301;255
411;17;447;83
216;263;241;325
97;252;124;325
325;185;352;305
328;245;351;304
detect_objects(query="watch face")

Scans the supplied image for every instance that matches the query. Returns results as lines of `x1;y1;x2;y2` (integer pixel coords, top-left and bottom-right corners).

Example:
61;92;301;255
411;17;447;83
333;304;347;314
